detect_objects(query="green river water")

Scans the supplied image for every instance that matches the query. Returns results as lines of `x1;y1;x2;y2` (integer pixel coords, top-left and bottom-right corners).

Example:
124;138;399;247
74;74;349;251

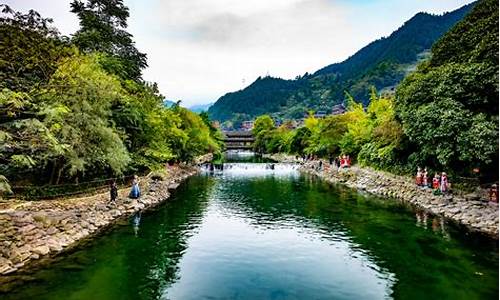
2;156;498;299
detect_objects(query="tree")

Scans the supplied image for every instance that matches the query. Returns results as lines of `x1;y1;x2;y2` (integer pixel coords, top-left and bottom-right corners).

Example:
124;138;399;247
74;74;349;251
252;115;275;154
41;53;131;183
70;0;147;80
174;107;221;162
252;115;275;136
0;4;72;91
290;127;312;155
0;88;63;181
1;5;221;193
395;0;499;178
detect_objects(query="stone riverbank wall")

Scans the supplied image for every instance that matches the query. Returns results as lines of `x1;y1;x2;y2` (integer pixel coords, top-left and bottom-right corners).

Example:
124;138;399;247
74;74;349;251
0;154;212;282
265;154;499;238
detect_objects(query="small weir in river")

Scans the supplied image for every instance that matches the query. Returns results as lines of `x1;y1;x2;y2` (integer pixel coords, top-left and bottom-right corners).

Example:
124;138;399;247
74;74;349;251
2;153;498;300
200;162;300;177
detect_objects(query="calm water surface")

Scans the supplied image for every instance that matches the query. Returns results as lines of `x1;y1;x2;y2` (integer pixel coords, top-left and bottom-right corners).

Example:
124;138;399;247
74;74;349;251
3;160;498;300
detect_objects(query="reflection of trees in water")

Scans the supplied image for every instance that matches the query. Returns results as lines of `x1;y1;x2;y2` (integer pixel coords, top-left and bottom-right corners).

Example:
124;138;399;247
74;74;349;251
212;174;498;300
4;174;497;299
121;176;215;299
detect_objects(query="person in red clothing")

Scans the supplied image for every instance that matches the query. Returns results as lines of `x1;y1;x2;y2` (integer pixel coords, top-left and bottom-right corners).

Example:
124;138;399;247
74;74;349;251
432;173;440;190
416;167;422;186
422;168;428;188
489;184;498;202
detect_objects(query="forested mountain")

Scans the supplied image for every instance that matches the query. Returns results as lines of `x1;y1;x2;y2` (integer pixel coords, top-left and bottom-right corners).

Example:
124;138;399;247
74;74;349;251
209;76;306;125
250;0;498;180
209;2;475;123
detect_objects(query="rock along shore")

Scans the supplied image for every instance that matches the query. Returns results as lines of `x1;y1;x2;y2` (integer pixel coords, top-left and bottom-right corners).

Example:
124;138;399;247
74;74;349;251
0;154;212;283
265;154;499;238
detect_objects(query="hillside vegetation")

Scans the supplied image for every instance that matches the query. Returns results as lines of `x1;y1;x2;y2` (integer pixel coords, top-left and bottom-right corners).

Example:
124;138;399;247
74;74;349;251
0;1;222;194
252;0;498;181
209;2;475;124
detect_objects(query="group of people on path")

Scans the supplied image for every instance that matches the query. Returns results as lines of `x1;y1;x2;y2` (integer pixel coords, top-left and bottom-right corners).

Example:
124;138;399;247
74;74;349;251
329;155;351;170
416;167;449;194
108;175;141;205
305;154;352;172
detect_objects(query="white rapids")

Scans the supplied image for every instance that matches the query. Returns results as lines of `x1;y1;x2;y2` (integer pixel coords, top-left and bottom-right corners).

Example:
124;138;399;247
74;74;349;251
200;163;300;177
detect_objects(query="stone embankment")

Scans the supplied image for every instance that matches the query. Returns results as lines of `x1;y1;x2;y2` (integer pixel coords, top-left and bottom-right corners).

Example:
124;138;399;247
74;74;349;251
0;154;212;279
266;154;499;238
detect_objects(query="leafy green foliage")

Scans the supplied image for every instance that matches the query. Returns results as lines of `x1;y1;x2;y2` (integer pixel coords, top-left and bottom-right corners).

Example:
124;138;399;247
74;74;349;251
0;88;63;178
174;106;222;162
252;115;275;136
41;54;131;181
0;4;73;91
0;175;11;198
395;0;498;178
252;115;276;153
70;0;147;80
0;4;221;189
253;92;404;171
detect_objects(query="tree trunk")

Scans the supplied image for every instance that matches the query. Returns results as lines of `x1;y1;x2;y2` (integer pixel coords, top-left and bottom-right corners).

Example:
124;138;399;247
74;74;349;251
55;164;63;185
49;159;57;185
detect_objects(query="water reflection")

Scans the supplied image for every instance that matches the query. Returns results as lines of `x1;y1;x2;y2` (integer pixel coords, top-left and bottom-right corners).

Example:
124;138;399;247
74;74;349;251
415;210;450;240
415;210;428;229
2;160;498;300
131;211;141;236
163;174;396;299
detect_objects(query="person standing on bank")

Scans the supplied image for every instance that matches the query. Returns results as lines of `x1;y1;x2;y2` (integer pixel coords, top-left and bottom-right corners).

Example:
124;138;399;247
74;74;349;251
110;180;118;204
422;168;428;188
416;167;422;186
440;172;448;194
129;175;141;199
432;173;440;191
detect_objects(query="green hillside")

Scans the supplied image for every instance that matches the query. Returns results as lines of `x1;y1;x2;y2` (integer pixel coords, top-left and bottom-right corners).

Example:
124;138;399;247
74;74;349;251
209;2;475;123
250;0;498;180
395;0;498;178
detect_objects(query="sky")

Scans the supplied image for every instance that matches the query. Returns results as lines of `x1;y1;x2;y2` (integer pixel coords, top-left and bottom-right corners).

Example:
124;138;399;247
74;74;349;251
6;0;473;106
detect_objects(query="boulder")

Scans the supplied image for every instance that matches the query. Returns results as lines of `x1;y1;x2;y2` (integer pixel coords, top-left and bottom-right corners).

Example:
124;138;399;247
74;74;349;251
465;193;481;201
46;227;59;235
18;224;37;234
10;249;31;264
32;245;50;256
47;241;63;252
0;266;17;275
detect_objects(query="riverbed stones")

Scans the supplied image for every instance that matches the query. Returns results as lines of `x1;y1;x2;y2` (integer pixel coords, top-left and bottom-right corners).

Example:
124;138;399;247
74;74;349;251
0;155;211;277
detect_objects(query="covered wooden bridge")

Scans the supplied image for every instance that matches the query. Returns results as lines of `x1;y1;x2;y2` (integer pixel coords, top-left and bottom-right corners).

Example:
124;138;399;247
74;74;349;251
223;131;255;150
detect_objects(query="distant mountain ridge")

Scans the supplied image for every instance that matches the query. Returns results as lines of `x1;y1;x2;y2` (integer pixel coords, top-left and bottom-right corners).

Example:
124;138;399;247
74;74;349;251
163;99;176;107
208;2;476;123
188;102;213;113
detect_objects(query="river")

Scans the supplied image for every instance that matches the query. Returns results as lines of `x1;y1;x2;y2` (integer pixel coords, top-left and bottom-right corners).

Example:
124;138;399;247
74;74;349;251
3;155;498;299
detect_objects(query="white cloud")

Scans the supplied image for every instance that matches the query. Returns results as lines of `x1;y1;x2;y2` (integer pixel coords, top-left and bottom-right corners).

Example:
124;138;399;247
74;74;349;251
5;0;474;106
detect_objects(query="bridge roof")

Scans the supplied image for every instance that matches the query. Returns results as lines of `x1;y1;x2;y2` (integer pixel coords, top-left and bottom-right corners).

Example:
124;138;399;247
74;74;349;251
223;131;254;137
